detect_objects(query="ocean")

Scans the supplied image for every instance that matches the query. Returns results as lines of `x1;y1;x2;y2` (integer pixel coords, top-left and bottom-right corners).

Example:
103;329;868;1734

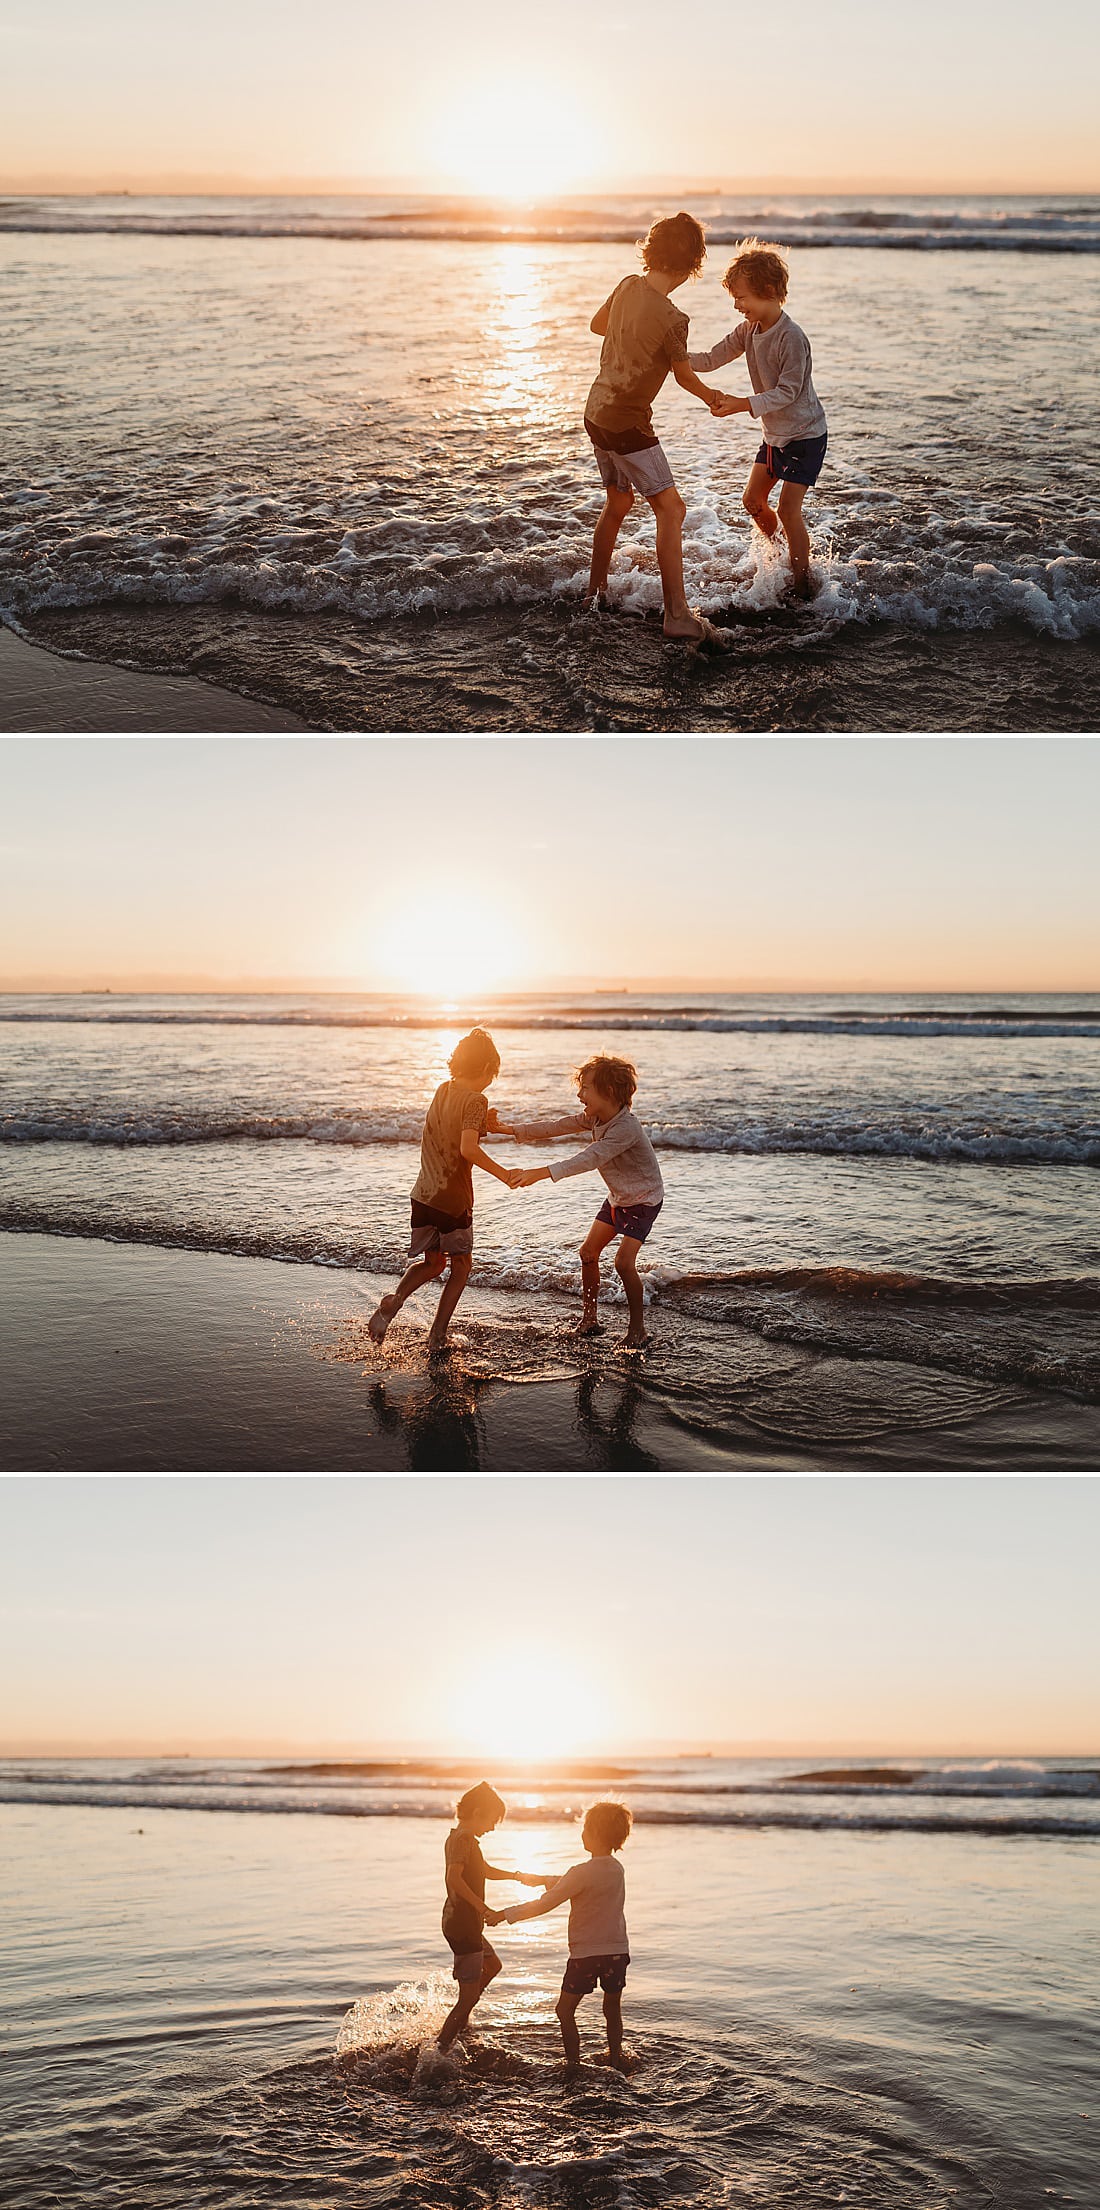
3;193;1099;730
1;990;1097;1459
2;1756;1098;2206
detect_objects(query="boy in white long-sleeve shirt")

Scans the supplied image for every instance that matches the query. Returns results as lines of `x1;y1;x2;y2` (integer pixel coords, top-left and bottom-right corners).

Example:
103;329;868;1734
501;1800;634;2073
690;239;827;598
502;1054;663;1350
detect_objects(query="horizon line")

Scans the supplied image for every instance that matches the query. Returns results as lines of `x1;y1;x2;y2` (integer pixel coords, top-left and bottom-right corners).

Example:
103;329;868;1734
2;176;1098;199
1;979;1095;997
3;1741;1095;1760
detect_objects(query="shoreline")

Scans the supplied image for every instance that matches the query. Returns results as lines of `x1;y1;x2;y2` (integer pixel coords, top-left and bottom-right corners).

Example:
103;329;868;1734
10;604;1100;733
1;1231;1094;1472
0;619;311;732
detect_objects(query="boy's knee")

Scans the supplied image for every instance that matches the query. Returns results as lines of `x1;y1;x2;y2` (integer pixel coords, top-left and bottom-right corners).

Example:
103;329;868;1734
777;484;804;518
554;1993;574;2021
579;1234;604;1264
607;486;634;514
743;485;767;518
449;1252;472;1279
614;1246;637;1277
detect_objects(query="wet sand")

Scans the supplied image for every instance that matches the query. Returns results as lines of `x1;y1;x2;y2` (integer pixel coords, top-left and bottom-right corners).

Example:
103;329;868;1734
15;602;1100;731
0;621;309;732
1;1233;1092;1472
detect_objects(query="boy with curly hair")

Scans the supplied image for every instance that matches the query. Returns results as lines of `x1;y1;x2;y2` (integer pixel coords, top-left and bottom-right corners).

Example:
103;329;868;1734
690;238;827;599
584;210;733;641
502;1054;663;1351
501;1800;634;2073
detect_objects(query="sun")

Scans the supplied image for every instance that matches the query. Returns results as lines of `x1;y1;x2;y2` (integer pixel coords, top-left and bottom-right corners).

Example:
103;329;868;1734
433;78;597;200
449;1646;609;1764
369;888;530;999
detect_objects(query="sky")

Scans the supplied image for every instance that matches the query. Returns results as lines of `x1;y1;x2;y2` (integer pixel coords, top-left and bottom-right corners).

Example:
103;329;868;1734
1;1476;1097;1756
1;737;1098;994
2;1;1098;193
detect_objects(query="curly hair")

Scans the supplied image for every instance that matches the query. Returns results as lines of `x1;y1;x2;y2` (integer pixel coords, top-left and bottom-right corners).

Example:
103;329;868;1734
575;1055;637;1111
583;1800;633;1851
723;239;789;301
449;1028;501;1082
640;210;707;278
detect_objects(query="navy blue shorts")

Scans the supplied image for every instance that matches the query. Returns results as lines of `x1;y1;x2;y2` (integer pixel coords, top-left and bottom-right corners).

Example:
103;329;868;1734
562;1952;630;1997
596;1199;663;1245
756;432;828;487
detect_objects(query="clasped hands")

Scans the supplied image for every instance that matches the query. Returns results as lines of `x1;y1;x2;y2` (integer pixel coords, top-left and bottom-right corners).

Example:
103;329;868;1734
707;391;752;417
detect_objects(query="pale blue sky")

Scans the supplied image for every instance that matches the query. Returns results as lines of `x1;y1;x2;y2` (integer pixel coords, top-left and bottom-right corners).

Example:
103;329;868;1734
2;1;1097;190
1;1477;1097;1754
1;738;1097;992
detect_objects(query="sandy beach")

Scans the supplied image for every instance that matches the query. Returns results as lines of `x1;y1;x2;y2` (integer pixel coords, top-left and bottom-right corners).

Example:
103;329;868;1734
0;622;309;732
1;1232;1094;1471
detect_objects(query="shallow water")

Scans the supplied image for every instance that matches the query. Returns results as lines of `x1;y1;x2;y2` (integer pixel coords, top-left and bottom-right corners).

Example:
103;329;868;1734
2;992;1097;1433
2;1799;1097;2207
3;201;1099;728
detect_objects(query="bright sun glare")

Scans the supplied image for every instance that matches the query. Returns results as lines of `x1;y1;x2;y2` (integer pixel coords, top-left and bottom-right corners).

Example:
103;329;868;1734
451;1647;607;1763
434;79;596;199
371;889;529;998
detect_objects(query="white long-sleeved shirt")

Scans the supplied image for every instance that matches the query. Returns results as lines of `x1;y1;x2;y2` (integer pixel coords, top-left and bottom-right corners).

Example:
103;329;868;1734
689;311;826;448
512;1107;664;1208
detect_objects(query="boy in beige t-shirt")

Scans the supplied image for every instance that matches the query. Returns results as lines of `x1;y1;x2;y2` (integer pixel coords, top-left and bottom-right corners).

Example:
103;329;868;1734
501;1800;634;2072
367;1027;513;1354
584;211;732;642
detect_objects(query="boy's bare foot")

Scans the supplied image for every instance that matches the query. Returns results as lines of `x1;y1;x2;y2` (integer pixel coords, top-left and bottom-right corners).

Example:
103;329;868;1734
426;1332;455;1360
787;573;819;602
583;588;612;613
621;1331;650;1353
367;1295;397;1344
572;1319;605;1338
662;608;708;640
596;2050;636;2073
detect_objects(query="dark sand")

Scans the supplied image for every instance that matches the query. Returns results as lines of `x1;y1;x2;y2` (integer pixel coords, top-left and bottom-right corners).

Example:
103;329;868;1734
0;622;309;732
15;602;1100;731
1;1234;1094;1472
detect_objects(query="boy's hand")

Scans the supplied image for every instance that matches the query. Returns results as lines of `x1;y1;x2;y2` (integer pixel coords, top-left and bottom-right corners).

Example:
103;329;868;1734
514;1168;543;1188
714;393;751;416
483;1906;504;1926
505;1168;527;1190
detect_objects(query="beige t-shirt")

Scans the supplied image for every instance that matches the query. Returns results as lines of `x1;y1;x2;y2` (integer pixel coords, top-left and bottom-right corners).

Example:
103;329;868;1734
537;1855;629;1957
411;1079;489;1220
586;276;690;437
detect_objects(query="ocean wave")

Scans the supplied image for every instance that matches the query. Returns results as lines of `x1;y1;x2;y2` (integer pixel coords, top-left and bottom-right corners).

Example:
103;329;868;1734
2;1106;1096;1164
1;1207;1095;1402
1;1780;1096;1837
4;539;1100;641
1;1005;1096;1037
3;207;1100;253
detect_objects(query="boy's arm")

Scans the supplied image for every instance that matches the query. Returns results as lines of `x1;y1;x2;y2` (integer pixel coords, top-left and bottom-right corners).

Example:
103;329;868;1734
483;1862;554;1885
460;1127;515;1186
590;287;617;336
672;359;729;410
446;1865;491;1918
505;1113;588;1143
514;1115;636;1190
501;1870;576;1923
687;329;746;374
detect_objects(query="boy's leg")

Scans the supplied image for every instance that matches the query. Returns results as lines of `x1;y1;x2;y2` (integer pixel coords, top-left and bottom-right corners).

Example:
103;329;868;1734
427;1250;473;1352
588;485;634;598
368;1252;446;1342
576;1217;618;1336
602;1989;625;2066
742;462;780;541
437;1945;501;2048
554;1988;583;2069
650;487;706;638
437;1979;480;2049
614;1236;648;1348
776;481;813;594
